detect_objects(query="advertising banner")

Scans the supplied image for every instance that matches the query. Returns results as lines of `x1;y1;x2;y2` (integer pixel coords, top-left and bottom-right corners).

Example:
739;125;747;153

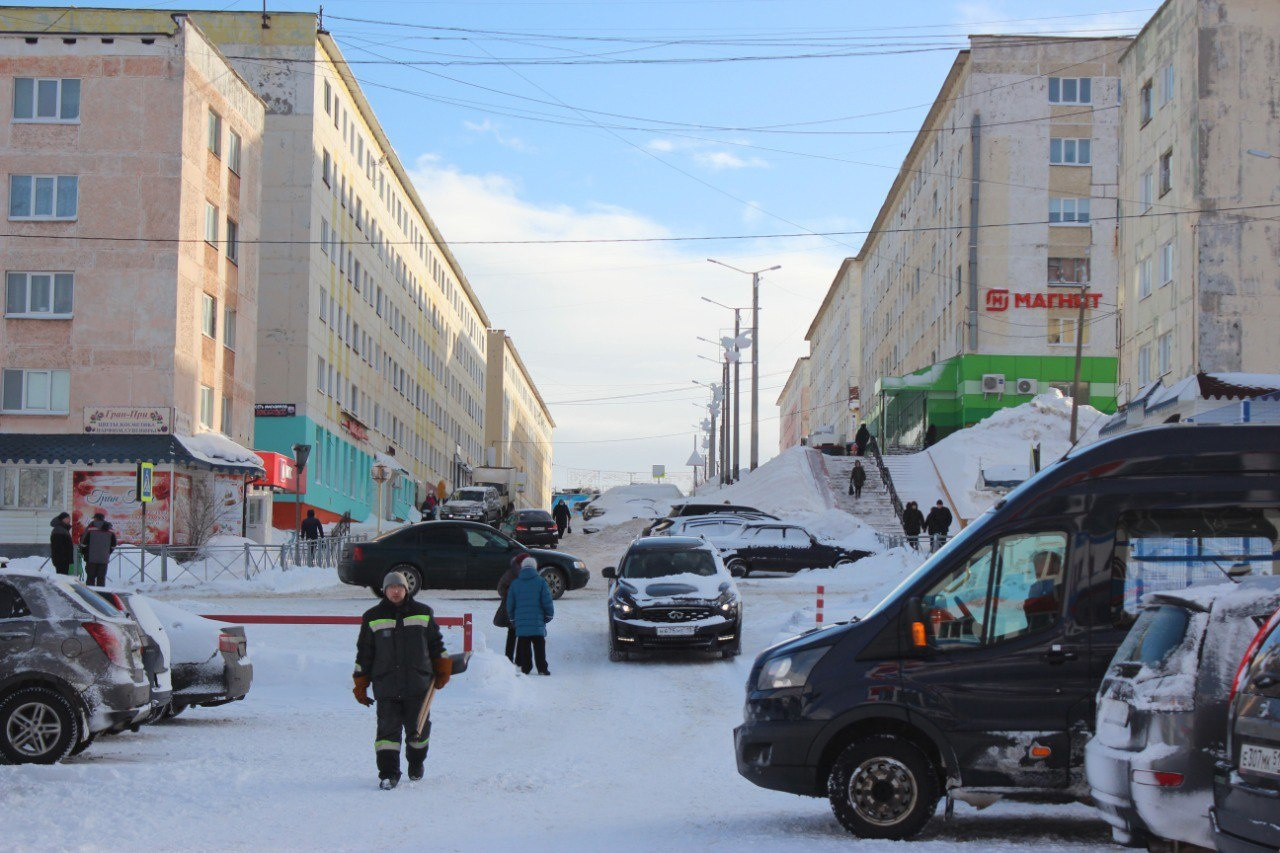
72;469;173;544
83;407;173;434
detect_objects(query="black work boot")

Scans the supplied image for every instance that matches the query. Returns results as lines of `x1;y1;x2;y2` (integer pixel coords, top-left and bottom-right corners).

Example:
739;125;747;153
376;749;401;788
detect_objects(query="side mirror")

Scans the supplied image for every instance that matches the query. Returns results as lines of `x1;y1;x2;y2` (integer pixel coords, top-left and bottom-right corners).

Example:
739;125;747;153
905;596;929;649
601;567;617;579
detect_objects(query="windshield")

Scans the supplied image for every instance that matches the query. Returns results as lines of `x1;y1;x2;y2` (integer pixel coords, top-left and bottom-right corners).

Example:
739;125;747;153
621;549;718;579
861;510;995;621
451;489;487;502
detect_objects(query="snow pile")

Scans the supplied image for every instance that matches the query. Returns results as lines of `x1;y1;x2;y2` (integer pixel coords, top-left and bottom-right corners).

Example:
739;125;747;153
176;432;263;470
581;483;684;529
929;390;1106;520
694;446;831;517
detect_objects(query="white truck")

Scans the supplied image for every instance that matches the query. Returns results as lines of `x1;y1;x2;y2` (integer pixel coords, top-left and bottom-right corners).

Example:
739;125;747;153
471;466;524;516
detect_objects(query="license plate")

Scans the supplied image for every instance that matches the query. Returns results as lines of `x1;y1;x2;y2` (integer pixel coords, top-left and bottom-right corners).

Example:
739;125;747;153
656;625;695;636
1240;743;1280;778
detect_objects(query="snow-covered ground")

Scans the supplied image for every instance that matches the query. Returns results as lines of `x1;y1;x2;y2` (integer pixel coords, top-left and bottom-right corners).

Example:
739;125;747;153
1;520;1114;851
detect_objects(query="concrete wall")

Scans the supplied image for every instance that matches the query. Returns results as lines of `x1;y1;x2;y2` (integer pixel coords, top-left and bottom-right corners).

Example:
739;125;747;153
805;258;860;445
484;329;554;509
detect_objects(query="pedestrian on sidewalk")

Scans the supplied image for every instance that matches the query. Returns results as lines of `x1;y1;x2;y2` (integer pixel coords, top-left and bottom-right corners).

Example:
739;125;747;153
552;500;571;538
848;460;867;499
49;512;74;575
925;500;953;552
79;520;117;586
854;423;871;456
352;571;452;789
901;501;925;551
506;556;554;676
495;550;529;662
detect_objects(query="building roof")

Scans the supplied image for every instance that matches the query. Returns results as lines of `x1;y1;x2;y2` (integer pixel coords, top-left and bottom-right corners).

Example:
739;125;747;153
804;258;856;342
0;434;265;475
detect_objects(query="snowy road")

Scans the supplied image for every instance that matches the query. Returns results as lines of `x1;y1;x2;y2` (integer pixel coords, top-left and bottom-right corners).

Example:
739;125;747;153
1;525;1116;851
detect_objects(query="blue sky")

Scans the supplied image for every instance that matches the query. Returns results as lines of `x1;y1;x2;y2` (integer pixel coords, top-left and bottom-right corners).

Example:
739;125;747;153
33;0;1158;490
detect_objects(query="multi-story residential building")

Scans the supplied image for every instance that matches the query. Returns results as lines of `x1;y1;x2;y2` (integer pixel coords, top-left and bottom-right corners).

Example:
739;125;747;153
1116;0;1280;395
777;357;810;452
859;35;1128;446
803;258;861;447
484;329;554;509
0;12;266;548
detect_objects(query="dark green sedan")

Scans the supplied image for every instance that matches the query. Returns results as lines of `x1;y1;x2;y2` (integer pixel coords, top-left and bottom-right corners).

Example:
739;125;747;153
337;520;590;598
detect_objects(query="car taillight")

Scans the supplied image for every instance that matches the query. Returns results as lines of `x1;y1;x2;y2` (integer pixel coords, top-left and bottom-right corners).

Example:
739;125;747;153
352;546;364;562
516;525;528;531
1132;769;1184;787
102;592;126;612
82;621;128;667
1230;607;1280;704
219;633;241;656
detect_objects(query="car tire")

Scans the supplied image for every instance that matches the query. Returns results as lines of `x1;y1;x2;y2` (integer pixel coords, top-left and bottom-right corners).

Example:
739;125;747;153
722;636;742;659
369;585;382;598
69;732;96;757
390;564;423;597
727;558;749;578
608;630;629;662
827;734;939;840
835;558;855;569
540;567;567;599
0;685;81;765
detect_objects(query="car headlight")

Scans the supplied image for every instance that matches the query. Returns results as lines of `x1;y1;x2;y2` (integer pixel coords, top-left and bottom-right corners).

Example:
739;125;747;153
756;647;828;691
611;595;638;617
573;560;586;569
717;590;740;615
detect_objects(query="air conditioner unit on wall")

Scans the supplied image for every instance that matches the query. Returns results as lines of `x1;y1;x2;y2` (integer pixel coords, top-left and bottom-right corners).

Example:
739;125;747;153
1016;378;1037;395
981;374;1006;396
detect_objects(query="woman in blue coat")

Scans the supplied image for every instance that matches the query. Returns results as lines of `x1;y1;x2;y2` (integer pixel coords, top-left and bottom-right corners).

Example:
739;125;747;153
506;556;554;675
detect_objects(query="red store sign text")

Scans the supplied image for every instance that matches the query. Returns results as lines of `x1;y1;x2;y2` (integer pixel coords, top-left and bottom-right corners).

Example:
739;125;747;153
985;289;1103;312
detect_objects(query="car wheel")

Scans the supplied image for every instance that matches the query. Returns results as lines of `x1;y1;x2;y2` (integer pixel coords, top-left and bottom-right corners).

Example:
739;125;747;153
835;558;855;568
391;563;423;597
608;630;629;662
69;732;96;757
827;735;939;840
540;567;567;599
722;636;742;659
0;686;80;765
727;558;749;578
369;585;382;597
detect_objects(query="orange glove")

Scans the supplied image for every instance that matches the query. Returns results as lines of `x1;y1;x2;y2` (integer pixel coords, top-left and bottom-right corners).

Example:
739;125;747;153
432;657;452;689
352;675;374;706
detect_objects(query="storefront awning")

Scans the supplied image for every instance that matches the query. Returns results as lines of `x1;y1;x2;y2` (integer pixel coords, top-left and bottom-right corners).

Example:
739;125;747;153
0;433;265;476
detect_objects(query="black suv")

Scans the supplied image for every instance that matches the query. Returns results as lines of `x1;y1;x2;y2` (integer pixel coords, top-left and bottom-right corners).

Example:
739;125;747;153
337;520;590;599
718;523;871;576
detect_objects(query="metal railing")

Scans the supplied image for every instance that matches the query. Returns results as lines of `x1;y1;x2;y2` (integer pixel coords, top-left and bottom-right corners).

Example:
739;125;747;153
866;439;905;523
98;533;366;585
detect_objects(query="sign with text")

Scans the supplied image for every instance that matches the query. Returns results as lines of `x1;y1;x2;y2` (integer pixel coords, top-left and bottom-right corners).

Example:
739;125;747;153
254;403;296;418
249;451;305;492
985;289;1102;312
83;407;172;434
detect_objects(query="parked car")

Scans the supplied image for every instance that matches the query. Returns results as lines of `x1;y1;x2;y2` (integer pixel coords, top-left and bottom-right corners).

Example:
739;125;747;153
1086;580;1280;849
0;570;150;763
733;423;1280;840
649;511;778;537
337;520;590;599
499;509;559;548
147;600;252;715
1212;601;1280;852
642;502;770;535
439;486;504;525
99;588;173;724
718;523;871;576
602;537;741;660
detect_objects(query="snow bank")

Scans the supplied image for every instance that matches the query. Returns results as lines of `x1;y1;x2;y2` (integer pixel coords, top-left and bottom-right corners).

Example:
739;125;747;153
581;483;684;529
694;446;830;517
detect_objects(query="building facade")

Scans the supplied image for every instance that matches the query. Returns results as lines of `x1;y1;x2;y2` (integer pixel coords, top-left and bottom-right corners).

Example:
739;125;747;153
484;329;554;509
777;357;810;452
0;12;265;547
1116;0;1280;396
803;258;861;447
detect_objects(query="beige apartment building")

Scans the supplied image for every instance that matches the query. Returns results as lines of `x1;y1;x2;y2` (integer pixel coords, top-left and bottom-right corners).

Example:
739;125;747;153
1116;0;1280;395
859;35;1128;446
777;357;810;452
803;258;861;448
484;329;554;509
0;12;266;547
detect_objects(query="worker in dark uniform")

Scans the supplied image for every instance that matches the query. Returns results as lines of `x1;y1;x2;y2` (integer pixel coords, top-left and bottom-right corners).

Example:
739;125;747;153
353;571;452;789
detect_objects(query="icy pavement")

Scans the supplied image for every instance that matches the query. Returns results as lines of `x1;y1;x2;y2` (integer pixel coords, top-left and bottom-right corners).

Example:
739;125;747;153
0;523;1115;851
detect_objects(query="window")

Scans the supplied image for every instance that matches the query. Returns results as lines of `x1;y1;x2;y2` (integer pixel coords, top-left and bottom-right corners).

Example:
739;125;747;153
1139;79;1153;125
199;385;214;429
226;218;238;263
1140;170;1154;211
5;272;73;317
223;307;236;350
0;582;31;619
1048;257;1090;283
1047;316;1090;346
1157;331;1172;376
1049;197;1090;224
9;175;77;220
204;202;219;244
1160;241;1174;285
201;293;217;338
317;356;327;393
920;532;1069;648
1160;63;1174;107
228;131;242;174
12;78;79;121
1138;255;1153;299
320;218;329;255
1048;76;1091;104
324;80;332;115
207;108;222;156
1159;149;1172;196
319;286;327;322
1138;344;1152;386
1;369;70;414
322;149;332;187
0;467;65;510
1049;138;1091;165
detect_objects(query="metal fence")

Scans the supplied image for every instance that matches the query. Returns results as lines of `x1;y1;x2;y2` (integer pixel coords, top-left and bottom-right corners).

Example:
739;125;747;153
99;533;366;585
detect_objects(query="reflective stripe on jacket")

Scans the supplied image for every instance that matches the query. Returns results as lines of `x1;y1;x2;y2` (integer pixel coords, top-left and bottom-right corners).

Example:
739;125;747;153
354;597;446;700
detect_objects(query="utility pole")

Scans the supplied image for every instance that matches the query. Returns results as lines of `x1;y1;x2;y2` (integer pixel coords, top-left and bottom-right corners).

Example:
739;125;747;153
708;260;779;472
1069;282;1088;443
721;357;731;485
732;309;741;481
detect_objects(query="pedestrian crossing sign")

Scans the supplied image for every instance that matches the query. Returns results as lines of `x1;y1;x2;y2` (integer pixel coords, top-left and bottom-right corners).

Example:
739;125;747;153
136;462;155;503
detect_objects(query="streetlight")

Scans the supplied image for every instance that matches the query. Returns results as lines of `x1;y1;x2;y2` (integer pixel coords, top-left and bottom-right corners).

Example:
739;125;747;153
290;442;311;563
708;259;781;471
692;380;720;481
370;463;391;535
702;295;751;481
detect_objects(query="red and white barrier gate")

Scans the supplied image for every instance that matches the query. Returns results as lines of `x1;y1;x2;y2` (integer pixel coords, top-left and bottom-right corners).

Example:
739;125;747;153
204;612;474;653
816;585;825;625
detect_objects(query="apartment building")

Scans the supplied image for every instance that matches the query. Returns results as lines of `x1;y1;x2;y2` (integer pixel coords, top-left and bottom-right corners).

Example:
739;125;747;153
0;12;266;547
484;329;554;509
1116;0;1280;395
859;35;1128;446
803;258;861;447
777;357;810;452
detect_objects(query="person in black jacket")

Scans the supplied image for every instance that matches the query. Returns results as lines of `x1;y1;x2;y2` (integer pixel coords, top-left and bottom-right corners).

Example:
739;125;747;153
854;424;871;457
353;571;452;789
848;460;867;499
901;501;925;551
552;501;571;538
79;521;118;586
924;500;953;552
300;510;324;562
49;513;73;575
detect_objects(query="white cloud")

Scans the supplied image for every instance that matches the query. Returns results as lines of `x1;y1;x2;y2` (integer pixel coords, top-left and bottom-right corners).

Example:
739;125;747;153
462;119;528;152
693;150;769;171
646;137;769;171
952;2;1151;36
646;138;676;153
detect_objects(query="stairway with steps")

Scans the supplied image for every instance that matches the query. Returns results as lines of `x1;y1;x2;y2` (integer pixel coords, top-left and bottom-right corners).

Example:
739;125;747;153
881;451;952;523
815;453;903;540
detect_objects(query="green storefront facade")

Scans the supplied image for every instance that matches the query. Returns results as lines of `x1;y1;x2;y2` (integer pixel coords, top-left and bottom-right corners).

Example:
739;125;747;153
867;354;1117;448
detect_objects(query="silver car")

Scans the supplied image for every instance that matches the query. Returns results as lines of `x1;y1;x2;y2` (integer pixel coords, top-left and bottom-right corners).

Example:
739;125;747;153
0;570;151;763
1087;578;1280;849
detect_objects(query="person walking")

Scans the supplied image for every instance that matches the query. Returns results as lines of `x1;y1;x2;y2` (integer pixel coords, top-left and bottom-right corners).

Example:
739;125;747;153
49;512;74;575
300;509;324;562
79;521;117;586
924;499;953;552
854;423;871;457
901;501;925;551
848;460;867;499
421;493;438;520
352;571;452;790
552;501;571;539
495;551;529;662
506;556;553;676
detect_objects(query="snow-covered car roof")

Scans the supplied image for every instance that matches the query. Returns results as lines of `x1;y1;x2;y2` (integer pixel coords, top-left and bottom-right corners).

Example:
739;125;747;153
1147;576;1280;616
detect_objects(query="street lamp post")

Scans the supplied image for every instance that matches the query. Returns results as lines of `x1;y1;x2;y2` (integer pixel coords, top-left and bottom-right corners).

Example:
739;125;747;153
692;378;720;481
290;442;311;564
370;463;391;536
708;260;780;471
702;296;750;481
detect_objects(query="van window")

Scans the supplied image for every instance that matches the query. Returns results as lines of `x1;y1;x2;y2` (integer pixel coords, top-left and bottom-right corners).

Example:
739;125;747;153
1110;508;1279;624
922;532;1068;648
